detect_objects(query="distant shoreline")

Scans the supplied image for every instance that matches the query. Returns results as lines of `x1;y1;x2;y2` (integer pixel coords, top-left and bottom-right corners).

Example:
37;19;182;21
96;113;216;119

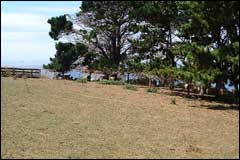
1;65;43;69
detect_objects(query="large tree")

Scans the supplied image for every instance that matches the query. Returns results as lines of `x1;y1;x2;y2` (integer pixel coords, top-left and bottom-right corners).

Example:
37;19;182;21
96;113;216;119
127;1;186;88
47;1;137;78
170;1;239;97
129;1;239;97
46;1;239;101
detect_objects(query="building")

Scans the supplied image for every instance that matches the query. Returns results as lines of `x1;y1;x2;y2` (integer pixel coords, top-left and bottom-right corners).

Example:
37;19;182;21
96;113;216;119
71;57;105;81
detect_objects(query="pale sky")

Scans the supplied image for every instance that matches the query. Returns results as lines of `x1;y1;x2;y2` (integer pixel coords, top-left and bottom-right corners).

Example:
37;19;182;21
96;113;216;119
1;1;82;68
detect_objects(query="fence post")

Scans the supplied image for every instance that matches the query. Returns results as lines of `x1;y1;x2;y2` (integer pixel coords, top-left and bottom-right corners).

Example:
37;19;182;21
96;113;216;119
12;68;15;77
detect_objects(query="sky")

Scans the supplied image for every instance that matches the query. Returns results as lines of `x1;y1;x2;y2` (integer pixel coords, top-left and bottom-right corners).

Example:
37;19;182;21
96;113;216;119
1;1;82;68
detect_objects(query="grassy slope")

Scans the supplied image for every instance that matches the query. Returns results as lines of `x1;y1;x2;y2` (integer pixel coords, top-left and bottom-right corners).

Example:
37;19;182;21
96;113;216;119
1;77;239;159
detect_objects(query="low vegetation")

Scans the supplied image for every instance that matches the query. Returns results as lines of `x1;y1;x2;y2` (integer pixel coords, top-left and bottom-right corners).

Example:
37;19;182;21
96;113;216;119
77;77;88;83
98;79;125;85
171;98;176;105
147;87;158;93
124;84;137;91
1;77;239;159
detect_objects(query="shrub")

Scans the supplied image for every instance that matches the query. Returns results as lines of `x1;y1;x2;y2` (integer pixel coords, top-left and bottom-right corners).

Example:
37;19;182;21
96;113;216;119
124;84;137;91
99;79;125;85
171;98;176;105
77;78;88;83
147;87;158;93
4;69;12;77
13;75;17;80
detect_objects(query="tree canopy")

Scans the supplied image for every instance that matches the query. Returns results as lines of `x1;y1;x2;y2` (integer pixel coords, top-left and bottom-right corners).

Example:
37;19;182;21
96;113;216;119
45;1;239;98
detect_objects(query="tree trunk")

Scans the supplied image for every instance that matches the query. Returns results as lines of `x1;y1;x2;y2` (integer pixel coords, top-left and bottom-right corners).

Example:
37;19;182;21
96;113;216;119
206;83;211;95
111;27;122;66
87;73;92;81
162;77;167;87
187;85;190;96
199;87;206;97
216;80;225;96
148;78;151;87
62;71;65;79
169;78;174;90
186;82;192;96
233;82;239;104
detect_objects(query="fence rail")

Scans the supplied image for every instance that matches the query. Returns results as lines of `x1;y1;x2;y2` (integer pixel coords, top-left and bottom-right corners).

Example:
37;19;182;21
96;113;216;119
1;67;41;78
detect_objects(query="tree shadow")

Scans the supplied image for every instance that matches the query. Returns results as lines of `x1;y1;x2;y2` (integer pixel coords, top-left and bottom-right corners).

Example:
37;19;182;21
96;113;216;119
163;89;237;105
191;104;239;111
163;90;206;100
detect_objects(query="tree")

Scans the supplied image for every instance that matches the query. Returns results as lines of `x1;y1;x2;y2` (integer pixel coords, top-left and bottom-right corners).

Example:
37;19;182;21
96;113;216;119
129;1;183;88
130;1;239;98
173;1;239;97
45;1;239;102
43;42;88;74
47;1;137;78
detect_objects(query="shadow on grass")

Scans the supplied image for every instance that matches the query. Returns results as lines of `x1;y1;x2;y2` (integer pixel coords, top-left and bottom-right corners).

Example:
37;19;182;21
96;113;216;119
191;104;239;111
163;89;238;105
163;90;205;99
162;89;239;111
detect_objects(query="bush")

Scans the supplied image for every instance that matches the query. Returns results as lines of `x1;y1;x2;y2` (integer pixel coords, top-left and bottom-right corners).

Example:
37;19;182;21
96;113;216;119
147;87;158;93
13;75;17;80
77;78;88;83
98;79;125;85
124;84;137;91
3;69;12;77
171;98;176;105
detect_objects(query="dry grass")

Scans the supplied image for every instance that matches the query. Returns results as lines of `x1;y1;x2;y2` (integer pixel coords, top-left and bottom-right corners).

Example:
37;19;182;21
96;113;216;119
1;77;239;159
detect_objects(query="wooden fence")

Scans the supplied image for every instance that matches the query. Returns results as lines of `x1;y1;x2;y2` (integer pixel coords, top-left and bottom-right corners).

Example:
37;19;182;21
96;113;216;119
1;67;41;78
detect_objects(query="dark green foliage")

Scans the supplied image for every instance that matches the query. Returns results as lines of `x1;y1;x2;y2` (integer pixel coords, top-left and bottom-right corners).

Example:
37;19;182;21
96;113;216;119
173;1;239;97
47;15;73;40
46;1;239;102
48;1;137;76
43;42;88;74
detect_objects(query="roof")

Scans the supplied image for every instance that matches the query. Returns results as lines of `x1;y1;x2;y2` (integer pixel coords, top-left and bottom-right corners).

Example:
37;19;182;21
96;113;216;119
71;57;104;74
73;64;104;74
72;57;85;65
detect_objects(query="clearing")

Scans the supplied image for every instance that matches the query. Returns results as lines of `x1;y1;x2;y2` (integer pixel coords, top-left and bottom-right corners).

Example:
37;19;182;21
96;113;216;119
1;77;239;158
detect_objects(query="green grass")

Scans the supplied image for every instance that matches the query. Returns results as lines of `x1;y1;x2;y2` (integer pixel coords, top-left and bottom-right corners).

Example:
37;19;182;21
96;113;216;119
147;87;158;93
77;78;88;83
124;84;137;91
98;79;125;85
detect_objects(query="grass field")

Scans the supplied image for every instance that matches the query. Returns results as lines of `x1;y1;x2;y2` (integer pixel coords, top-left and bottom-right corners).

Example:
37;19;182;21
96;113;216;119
1;77;239;159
